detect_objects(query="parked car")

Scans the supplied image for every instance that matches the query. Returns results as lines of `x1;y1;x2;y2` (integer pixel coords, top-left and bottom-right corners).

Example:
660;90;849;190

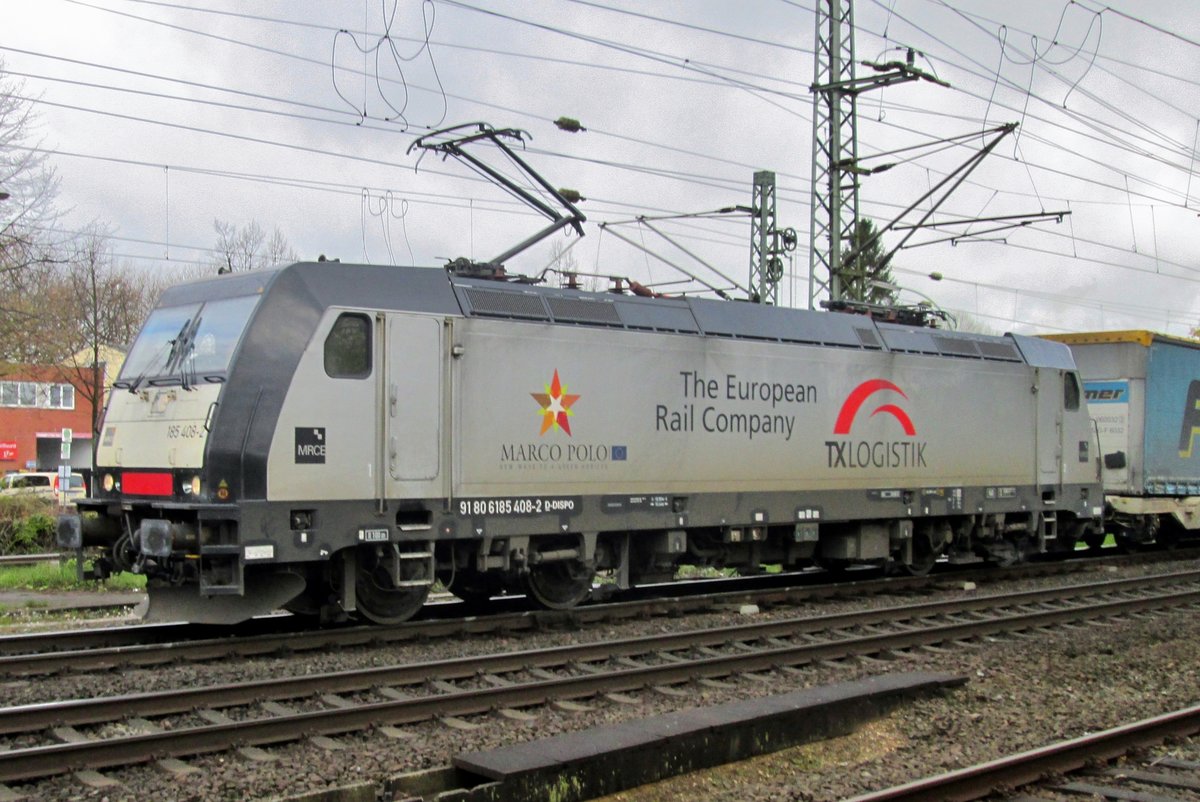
0;471;87;502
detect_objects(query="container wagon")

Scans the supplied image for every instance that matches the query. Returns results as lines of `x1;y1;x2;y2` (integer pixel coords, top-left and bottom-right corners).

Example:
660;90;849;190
1046;330;1200;547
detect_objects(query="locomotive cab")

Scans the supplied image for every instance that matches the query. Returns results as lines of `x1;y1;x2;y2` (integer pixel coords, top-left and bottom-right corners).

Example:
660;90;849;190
61;263;460;625
61;272;288;623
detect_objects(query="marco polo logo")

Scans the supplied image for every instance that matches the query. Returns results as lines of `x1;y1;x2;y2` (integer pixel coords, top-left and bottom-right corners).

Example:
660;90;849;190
825;379;927;469
530;369;580;436
499;369;627;470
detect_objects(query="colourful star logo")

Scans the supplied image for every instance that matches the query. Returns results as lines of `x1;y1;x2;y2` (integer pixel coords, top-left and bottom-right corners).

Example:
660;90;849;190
531;369;580;436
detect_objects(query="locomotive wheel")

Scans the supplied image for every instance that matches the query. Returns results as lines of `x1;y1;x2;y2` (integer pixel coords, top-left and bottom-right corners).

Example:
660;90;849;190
524;560;594;610
355;547;431;625
903;531;938;576
112;533;139;572
1155;516;1182;550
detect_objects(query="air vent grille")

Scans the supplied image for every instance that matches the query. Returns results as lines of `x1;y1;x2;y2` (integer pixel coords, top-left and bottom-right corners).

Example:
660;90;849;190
933;335;981;357
547;296;622;325
855;328;882;349
464;288;548;320
977;341;1022;361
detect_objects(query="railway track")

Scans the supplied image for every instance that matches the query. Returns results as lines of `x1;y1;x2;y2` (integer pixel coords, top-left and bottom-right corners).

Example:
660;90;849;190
0;550;1181;677
848;704;1200;801
0;553;63;566
2;568;1200;788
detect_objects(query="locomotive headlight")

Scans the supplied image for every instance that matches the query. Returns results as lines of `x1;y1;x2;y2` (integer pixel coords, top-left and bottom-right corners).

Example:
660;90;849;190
182;475;201;496
191;476;201;496
102;473;115;492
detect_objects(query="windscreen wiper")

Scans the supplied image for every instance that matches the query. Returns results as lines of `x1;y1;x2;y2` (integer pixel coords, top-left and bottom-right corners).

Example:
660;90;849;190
124;320;190;395
164;314;203;390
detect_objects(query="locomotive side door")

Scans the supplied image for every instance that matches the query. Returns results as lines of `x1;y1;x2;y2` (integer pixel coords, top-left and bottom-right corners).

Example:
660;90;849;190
1033;367;1064;489
383;313;443;499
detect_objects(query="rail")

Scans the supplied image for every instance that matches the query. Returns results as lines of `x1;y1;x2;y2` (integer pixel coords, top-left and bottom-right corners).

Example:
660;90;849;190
0;571;1198;783
846;704;1200;801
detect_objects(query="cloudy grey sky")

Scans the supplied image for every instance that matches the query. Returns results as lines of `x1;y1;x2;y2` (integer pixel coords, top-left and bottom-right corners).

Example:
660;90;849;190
4;0;1199;335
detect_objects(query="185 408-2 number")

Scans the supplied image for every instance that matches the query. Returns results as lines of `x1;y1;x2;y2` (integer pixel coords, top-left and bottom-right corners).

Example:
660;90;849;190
166;423;202;440
457;497;577;517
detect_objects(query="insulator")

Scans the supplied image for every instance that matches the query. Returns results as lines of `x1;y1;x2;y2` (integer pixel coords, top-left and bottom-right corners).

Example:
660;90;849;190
554;117;585;133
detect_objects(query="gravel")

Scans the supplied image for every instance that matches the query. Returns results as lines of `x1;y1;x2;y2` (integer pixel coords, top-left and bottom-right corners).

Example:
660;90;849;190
7;558;1200;802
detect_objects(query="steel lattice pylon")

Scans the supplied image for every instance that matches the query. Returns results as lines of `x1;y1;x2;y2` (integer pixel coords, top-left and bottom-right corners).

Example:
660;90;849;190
750;171;779;305
808;0;859;310
808;1;935;309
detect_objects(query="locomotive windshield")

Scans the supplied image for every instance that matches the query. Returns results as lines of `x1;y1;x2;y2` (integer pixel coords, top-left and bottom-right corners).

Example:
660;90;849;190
117;294;260;387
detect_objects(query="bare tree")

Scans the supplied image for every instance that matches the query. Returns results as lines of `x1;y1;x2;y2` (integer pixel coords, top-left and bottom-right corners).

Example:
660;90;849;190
136;265;175;312
0;61;58;270
547;237;599;290
0;60;61;369
0;258;62;364
954;313;999;335
0;60;156;417
57;228;152;439
211;219;296;273
264;226;297;266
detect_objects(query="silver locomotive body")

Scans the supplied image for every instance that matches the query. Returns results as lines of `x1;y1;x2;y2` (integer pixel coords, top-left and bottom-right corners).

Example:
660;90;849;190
63;262;1103;624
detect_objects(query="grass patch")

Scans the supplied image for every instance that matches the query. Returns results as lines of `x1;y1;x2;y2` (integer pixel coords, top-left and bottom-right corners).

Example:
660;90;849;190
0;495;57;554
598;718;905;802
0;561;145;592
675;565;739;580
0;604;135;629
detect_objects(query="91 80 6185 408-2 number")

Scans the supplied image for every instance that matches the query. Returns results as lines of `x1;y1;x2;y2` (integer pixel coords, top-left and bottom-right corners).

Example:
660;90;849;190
457;497;577;517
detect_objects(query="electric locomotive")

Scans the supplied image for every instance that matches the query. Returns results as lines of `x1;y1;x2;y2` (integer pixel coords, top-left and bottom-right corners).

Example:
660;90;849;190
59;260;1104;624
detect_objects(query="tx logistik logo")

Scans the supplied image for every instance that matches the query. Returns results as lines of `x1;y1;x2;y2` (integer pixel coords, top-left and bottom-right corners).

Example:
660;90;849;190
825;379;927;469
531;369;581;436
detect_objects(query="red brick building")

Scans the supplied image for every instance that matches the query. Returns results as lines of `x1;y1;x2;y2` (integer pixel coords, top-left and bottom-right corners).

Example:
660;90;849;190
0;364;99;474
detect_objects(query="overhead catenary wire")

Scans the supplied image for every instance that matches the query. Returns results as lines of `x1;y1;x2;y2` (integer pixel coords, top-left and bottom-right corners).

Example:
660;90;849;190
11;12;1190;232
860;1;1199;184
19;61;1193;244
25;124;1200;293
17;94;1200;291
7;6;1190;211
61;0;1200;189
5;0;1198;331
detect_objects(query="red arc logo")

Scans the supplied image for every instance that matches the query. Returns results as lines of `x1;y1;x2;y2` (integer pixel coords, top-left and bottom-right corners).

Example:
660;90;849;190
834;379;916;436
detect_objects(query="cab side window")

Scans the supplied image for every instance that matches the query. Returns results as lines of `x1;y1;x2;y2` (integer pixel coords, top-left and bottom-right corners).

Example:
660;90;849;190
324;313;372;379
1064;372;1081;411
